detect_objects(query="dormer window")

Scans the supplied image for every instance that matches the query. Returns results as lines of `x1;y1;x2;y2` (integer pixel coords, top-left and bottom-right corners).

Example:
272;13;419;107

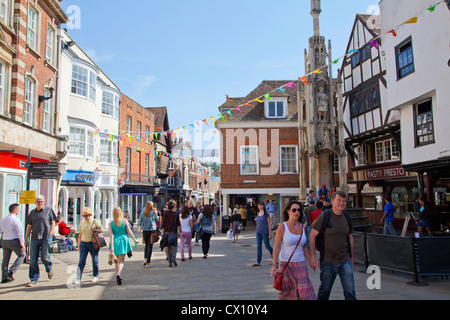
264;97;288;119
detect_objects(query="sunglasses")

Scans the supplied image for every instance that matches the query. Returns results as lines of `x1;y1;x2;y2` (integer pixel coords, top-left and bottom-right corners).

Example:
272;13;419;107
82;215;91;217
290;208;301;213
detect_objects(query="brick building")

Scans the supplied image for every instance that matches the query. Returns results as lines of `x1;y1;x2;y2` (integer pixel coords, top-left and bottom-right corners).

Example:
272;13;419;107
118;93;155;221
0;0;68;221
216;80;300;226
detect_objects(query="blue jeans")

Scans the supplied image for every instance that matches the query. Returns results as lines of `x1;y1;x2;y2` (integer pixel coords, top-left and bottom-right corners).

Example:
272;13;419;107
77;241;99;280
29;238;52;282
318;260;356;300
383;220;397;236
256;232;273;264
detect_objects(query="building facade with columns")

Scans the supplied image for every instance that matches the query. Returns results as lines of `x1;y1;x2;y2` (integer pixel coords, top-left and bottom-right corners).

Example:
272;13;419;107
56;30;120;228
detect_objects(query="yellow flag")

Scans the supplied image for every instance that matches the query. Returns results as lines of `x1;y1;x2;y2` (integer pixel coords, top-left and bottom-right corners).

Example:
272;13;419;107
404;17;418;24
312;68;323;74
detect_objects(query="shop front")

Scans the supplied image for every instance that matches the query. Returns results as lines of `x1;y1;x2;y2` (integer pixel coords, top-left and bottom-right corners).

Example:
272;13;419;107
0;152;54;223
349;162;418;229
404;157;450;232
119;184;155;223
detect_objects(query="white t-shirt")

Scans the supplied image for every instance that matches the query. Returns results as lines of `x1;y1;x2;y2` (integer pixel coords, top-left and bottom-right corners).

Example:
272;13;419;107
179;214;192;233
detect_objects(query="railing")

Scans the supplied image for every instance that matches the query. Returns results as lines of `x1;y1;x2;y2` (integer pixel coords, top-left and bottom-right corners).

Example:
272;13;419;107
353;232;450;285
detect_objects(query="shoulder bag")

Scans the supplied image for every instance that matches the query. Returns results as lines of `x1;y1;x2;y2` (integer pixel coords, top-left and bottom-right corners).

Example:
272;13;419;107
273;224;303;291
91;220;106;250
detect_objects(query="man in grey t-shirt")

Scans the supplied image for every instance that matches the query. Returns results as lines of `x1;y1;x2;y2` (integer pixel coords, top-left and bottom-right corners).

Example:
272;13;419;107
309;191;356;300
24;195;55;287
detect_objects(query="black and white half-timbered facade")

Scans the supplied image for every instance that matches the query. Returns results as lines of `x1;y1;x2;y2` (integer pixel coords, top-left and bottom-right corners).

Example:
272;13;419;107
341;14;417;228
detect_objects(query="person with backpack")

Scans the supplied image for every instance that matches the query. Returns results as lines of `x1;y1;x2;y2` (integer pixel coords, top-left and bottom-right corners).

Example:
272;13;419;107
309;191;356;300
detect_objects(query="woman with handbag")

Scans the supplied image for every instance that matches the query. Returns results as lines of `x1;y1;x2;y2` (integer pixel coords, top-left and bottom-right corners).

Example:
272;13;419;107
76;207;104;285
179;205;194;261
271;200;316;300
109;207;138;285
139;201;159;268
196;204;215;259
161;200;180;267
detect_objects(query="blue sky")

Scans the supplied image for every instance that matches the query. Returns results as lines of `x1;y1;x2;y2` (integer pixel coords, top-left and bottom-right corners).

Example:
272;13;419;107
61;0;380;154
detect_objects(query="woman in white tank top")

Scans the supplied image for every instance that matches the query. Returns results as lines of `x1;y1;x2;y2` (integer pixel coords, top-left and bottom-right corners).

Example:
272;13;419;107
272;200;316;300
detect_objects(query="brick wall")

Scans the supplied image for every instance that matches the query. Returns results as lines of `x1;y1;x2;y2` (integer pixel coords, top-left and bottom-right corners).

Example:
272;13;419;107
220;126;300;190
119;93;155;181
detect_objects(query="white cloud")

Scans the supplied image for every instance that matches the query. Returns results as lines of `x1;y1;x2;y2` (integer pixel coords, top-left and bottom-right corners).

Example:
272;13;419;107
133;75;157;97
84;48;116;64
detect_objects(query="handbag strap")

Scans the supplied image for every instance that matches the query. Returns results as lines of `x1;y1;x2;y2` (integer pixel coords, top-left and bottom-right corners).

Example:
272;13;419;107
281;223;303;274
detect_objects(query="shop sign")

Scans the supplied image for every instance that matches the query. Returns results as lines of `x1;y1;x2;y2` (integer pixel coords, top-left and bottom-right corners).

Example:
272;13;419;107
353;165;415;182
19;190;36;204
61;170;95;185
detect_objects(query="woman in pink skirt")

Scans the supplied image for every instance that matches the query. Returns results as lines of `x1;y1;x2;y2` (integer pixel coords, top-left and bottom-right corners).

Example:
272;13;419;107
271;200;316;300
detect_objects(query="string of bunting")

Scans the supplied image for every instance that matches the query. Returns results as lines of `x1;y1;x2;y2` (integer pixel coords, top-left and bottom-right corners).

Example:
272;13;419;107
93;1;443;159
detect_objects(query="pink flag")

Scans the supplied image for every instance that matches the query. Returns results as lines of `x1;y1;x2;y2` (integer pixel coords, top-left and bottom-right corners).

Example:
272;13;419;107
368;40;378;50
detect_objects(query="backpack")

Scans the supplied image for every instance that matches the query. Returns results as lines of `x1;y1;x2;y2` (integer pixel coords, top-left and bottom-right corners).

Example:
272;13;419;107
315;209;353;262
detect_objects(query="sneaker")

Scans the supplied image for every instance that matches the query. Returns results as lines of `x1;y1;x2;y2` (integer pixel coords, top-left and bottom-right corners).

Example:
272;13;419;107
26;282;37;287
48;270;54;279
74;278;81;285
146;264;152;268
92;277;98;283
173;261;177;267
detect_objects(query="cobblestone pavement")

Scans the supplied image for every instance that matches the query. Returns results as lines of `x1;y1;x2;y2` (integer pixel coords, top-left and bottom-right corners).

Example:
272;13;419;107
1;223;449;301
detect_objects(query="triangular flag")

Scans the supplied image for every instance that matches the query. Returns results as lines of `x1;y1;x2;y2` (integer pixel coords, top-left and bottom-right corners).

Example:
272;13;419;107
347;49;359;55
189;124;195;129
387;29;397;37
427;3;439;12
312;68;323;74
202;119;208;126
235;106;241;112
226;110;232;117
403;17;418;24
368;40;379;50
286;82;297;88
299;76;311;85
218;113;224;120
243;102;254;108
163;131;168;138
209;117;216;124
253;98;263;103
264;93;271;100
195;121;199;126
332;58;340;64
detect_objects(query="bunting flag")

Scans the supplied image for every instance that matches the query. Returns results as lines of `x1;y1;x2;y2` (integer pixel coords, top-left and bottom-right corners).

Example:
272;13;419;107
91;1;442;161
347;49;360;55
299;76;311;85
368;40;379;50
427;2;440;12
387;29;397;37
403;17;418;24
